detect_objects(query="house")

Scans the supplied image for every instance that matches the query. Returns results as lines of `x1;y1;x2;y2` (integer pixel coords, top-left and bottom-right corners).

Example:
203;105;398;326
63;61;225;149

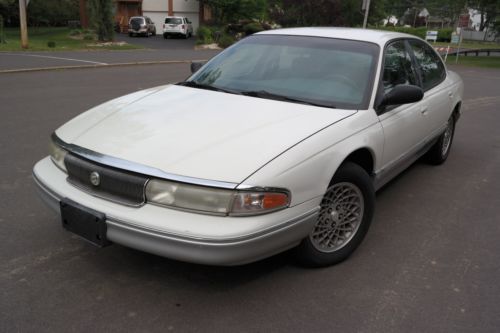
115;0;203;34
80;0;209;35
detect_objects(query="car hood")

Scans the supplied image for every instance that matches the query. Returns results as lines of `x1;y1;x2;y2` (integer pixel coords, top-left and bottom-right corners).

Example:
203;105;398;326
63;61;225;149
56;85;357;184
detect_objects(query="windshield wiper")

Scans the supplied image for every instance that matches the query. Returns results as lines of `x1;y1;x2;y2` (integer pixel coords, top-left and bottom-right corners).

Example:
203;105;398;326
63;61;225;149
240;90;336;109
176;81;241;95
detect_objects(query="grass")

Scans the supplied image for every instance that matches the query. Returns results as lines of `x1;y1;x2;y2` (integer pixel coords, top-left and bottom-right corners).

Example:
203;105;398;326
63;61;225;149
445;56;500;68
432;40;500;50
0;27;143;51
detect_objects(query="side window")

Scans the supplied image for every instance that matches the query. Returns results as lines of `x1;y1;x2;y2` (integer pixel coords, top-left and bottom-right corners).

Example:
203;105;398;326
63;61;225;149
409;40;446;91
383;40;418;93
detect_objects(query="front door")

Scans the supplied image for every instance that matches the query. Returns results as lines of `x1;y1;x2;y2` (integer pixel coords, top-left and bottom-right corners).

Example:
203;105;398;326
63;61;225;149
377;39;428;175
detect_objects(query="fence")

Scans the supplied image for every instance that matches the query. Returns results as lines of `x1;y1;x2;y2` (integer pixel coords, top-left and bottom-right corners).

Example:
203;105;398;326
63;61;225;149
461;30;499;42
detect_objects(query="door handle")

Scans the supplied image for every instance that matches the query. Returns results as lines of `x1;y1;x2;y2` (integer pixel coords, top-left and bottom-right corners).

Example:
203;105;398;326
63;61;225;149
448;91;454;99
420;105;429;115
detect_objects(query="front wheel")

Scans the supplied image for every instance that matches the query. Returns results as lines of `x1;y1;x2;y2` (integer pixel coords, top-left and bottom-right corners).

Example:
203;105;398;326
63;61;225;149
426;114;456;165
295;162;375;267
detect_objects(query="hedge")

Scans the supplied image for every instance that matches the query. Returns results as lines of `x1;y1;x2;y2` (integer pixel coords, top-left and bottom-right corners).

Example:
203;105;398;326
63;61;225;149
377;26;453;42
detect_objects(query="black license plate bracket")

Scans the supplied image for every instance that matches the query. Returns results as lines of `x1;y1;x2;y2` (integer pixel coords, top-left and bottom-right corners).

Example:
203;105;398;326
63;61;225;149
60;198;112;247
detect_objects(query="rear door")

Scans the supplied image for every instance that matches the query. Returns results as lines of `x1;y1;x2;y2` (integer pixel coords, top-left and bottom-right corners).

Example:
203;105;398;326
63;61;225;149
408;39;451;138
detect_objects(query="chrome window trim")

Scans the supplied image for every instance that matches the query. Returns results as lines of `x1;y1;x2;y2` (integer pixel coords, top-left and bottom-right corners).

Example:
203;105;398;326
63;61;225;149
52;133;240;190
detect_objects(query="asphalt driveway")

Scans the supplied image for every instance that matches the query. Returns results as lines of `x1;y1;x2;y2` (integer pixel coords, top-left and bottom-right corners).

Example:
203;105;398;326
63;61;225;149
0;64;499;332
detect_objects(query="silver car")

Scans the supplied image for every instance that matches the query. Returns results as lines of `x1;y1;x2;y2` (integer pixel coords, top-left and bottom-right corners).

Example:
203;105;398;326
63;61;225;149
34;28;463;267
128;16;156;37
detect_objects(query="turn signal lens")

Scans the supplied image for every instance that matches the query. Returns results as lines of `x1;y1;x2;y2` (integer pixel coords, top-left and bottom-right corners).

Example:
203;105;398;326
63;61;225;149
231;191;289;215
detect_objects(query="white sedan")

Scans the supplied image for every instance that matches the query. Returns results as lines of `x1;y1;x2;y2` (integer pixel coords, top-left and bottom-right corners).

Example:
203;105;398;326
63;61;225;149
33;28;464;267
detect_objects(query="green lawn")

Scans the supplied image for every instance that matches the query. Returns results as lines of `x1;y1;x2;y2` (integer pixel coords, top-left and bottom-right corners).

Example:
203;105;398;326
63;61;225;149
0;27;142;51
433;40;500;50
445;56;500;68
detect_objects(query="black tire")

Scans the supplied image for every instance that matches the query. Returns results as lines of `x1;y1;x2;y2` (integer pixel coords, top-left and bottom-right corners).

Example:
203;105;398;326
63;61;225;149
163;33;168;39
152;28;156;36
128;33;133;37
184;33;189;39
426;114;456;165
295;162;375;267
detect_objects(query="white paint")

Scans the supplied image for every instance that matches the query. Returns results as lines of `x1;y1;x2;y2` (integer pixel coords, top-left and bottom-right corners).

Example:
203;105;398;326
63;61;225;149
56;84;357;184
3;53;107;65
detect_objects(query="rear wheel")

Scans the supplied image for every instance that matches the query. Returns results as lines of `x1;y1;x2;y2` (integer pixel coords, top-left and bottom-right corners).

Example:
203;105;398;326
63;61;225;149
426;114;456;165
295;162;375;267
152;28;156;36
163;33;168;39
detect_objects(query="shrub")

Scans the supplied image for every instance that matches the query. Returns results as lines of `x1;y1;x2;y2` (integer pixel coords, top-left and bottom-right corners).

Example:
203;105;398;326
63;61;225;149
437;28;453;42
197;25;216;44
377;26;452;41
243;22;264;36
83;33;95;40
69;29;82;36
218;34;235;48
47;41;56;48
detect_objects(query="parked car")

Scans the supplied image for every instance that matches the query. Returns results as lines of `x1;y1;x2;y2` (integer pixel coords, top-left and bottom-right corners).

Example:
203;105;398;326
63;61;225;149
163;16;193;39
33;28;463;267
128;16;156;37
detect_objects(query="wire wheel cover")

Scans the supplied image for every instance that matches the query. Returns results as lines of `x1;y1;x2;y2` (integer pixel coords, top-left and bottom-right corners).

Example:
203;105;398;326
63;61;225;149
310;182;364;252
441;119;453;156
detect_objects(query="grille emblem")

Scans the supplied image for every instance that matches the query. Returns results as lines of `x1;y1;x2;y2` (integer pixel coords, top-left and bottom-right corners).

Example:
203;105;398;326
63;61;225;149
89;171;101;186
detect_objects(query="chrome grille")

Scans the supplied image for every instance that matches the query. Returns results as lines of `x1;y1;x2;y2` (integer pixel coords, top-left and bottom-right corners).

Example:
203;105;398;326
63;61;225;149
64;153;149;206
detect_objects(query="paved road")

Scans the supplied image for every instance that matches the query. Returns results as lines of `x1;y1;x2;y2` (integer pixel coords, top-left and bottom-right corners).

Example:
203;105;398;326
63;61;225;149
0;38;220;71
1;64;499;332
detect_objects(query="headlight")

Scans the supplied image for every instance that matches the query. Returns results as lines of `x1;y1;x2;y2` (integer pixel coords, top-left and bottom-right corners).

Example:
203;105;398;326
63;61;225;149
49;139;67;172
145;179;290;216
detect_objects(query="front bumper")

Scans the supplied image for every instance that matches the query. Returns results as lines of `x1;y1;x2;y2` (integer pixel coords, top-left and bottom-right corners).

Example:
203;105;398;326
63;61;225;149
33;157;320;265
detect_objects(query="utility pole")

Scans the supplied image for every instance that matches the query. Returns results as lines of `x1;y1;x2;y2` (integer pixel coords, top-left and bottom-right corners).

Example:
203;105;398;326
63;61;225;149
19;0;28;48
362;0;371;29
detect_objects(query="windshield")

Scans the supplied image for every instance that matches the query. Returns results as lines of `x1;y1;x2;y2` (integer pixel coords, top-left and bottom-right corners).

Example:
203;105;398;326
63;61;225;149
165;18;182;24
188;35;379;110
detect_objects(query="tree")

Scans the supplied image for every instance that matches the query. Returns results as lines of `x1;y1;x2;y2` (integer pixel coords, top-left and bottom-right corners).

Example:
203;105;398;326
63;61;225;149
200;0;267;24
27;0;79;26
88;0;113;41
0;0;18;26
469;0;499;31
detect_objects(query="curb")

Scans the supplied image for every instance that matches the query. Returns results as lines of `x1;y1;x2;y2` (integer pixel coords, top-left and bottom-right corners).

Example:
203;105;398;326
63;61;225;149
0;59;208;74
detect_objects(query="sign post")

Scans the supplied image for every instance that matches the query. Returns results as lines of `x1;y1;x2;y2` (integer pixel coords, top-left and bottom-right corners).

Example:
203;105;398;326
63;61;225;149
455;28;462;64
362;0;371;29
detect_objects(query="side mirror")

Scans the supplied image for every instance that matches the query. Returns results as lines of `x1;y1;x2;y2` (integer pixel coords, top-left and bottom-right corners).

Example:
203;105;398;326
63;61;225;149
381;84;423;107
190;62;204;74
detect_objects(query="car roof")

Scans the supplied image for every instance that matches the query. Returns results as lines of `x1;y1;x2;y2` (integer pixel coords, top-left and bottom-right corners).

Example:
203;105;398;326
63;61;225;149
257;27;420;46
